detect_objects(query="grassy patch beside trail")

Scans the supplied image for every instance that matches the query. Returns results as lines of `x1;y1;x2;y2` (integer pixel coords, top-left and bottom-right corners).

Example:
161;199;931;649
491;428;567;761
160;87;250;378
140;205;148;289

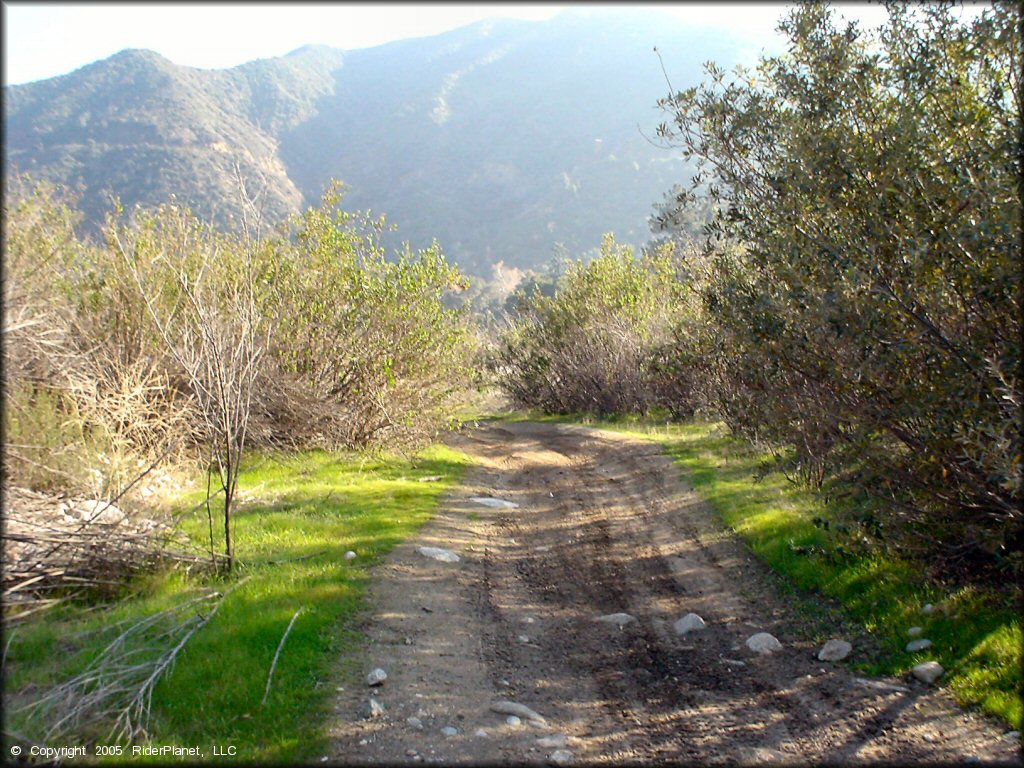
5;445;474;763
500;412;1021;730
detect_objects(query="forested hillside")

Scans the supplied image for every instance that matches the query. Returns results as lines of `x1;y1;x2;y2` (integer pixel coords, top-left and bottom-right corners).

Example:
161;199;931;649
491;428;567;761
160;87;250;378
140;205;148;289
3;9;740;275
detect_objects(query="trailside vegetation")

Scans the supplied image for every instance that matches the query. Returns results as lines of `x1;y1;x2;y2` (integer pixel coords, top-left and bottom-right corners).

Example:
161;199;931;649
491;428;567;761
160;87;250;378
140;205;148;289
652;2;1021;581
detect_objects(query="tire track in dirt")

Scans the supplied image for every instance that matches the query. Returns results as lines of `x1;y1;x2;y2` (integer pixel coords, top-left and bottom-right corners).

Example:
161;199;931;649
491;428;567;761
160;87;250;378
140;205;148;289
325;421;1019;765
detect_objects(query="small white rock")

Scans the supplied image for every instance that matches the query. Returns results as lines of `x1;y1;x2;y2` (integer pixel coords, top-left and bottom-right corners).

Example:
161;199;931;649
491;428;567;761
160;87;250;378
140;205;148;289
549;749;573;765
417;546;460;563
406;716;423;730
906;639;932;652
907;626;923;637
818;639;852;662
366;667;387;686
344;550;357;560
594;612;636;627
518;635;531;643
912;661;944;684
474;728;490;738
746;632;782;654
921;603;936;615
506;716;522;726
673;613;706;635
469;496;519;508
441;726;458;737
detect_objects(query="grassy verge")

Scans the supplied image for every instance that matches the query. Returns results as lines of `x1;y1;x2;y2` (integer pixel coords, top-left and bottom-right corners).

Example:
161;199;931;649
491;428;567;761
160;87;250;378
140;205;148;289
5;444;474;762
500;411;1021;730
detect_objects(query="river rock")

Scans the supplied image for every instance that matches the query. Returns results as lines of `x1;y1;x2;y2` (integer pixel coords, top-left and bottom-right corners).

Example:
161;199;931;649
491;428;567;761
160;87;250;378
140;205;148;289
506;716;522;726
906;639;932;652
418;546;460;563
907;626;923;637
518;635;530;643
673;613;706;635
469;496;520;509
359;699;386;719
594;612;636;627
441;726;458;737
366;667;387;686
746;632;782;654
921;603;936;615
818;639;852;661
549;749;573;765
406;716;423;730
912;661;944;684
491;700;547;725
344;550;357;560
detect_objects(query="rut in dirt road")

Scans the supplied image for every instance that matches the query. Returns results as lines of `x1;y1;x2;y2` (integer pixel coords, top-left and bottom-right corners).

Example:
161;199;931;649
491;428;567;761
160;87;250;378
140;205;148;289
327;421;1019;765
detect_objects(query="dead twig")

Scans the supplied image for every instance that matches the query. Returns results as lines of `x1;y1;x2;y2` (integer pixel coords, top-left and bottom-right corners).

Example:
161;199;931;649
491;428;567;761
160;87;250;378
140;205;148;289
260;607;303;707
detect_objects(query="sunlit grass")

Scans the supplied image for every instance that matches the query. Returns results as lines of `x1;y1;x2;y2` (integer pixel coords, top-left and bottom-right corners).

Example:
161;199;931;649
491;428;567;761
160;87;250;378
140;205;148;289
5;444;474;762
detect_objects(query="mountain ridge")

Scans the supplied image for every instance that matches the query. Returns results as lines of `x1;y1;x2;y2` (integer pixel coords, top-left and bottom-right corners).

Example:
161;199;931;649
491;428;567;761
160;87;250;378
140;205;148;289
4;11;742;274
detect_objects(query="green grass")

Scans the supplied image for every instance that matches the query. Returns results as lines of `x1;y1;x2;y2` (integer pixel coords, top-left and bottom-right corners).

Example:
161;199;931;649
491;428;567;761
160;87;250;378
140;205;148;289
5;444;474;762
501;412;1021;730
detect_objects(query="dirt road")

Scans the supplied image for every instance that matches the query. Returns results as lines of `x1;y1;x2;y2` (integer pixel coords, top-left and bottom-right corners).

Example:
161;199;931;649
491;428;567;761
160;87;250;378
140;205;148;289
326;422;1019;764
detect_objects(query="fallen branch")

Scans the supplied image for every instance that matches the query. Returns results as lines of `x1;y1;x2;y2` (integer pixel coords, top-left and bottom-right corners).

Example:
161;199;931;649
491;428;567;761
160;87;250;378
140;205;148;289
261;607;303;707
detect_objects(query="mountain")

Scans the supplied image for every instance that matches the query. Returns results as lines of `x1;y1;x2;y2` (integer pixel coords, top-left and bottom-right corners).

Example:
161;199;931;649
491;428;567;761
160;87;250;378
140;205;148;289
3;10;745;275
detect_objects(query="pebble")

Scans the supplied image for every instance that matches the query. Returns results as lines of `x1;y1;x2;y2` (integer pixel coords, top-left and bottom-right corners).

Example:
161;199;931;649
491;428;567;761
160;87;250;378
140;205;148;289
469;496;519;508
518;635;531;643
912;661;944;684
406;749;419;757
441;726;458;737
506;716;522;726
673;613;706;635
907;626;923;636
549;749;573;765
344;550;357;560
417;546;460;563
358;699;386;719
474;728;490;738
594;612;636;627
366;668;387;686
491;704;548;729
922;603;936;614
406;716;424;730
746;632;782;654
818;639;852;661
906;639;932;652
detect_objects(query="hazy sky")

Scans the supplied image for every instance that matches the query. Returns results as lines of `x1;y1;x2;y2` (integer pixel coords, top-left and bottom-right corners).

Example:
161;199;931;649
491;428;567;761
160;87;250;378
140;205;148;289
1;2;914;86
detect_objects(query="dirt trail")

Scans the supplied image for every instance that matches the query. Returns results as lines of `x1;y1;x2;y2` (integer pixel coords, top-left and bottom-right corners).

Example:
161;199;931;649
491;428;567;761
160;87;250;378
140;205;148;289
326;422;1019;765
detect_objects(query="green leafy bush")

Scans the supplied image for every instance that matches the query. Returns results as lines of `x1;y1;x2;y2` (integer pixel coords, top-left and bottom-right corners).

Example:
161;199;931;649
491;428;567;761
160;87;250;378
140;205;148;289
495;234;688;416
654;3;1021;579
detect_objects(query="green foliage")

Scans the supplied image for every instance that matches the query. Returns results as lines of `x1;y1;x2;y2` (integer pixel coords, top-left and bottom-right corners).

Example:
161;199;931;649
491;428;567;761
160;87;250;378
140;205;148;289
655;3;1022;578
258;182;478;449
6;445;474;760
494;235;688;416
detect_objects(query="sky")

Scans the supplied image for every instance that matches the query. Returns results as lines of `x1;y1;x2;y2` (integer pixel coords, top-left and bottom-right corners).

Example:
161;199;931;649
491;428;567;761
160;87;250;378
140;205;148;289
0;2;913;87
